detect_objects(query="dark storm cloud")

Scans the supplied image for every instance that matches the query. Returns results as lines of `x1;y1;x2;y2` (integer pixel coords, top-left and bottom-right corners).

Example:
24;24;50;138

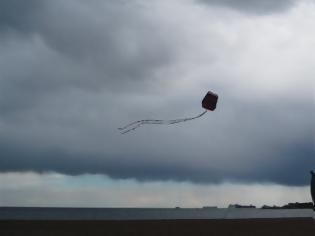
198;0;298;14
0;0;40;33
0;0;174;115
0;0;174;89
0;0;314;186
0;130;313;186
0;91;313;185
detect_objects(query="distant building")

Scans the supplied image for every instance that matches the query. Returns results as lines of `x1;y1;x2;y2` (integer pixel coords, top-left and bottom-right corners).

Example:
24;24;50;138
282;202;313;209
261;202;313;210
228;204;256;209
202;206;218;209
261;205;280;209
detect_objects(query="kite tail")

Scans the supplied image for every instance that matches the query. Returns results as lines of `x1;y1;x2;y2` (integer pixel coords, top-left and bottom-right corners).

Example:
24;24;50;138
118;110;207;134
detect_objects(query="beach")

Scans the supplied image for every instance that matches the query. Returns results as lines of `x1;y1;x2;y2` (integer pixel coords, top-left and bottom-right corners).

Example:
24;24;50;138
1;218;315;236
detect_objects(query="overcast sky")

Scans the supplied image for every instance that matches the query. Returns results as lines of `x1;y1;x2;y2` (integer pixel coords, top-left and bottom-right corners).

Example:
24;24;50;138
0;0;314;207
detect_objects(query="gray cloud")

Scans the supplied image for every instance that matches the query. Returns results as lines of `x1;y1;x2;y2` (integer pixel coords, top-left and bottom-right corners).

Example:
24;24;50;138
198;0;298;14
0;0;314;186
0;0;40;33
0;0;176;115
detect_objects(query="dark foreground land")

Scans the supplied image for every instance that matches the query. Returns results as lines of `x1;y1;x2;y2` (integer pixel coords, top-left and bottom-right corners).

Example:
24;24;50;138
1;218;315;236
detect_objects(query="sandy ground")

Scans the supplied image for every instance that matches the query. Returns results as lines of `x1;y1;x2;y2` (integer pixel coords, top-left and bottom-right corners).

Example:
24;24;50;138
1;218;315;236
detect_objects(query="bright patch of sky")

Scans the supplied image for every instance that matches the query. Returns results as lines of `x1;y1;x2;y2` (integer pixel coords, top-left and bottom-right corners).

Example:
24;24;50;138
0;172;311;208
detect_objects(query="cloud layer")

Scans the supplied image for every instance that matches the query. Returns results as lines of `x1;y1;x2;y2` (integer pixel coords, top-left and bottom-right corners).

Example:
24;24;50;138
0;172;311;207
0;0;314;185
198;0;298;14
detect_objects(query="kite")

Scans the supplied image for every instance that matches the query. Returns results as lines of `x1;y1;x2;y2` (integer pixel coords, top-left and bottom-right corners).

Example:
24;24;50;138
119;91;218;134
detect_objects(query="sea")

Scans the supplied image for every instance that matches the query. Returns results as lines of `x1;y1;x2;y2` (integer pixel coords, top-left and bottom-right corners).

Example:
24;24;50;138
0;207;313;220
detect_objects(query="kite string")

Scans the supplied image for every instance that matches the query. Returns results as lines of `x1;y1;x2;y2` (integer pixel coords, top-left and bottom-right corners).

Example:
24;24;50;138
119;110;207;134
